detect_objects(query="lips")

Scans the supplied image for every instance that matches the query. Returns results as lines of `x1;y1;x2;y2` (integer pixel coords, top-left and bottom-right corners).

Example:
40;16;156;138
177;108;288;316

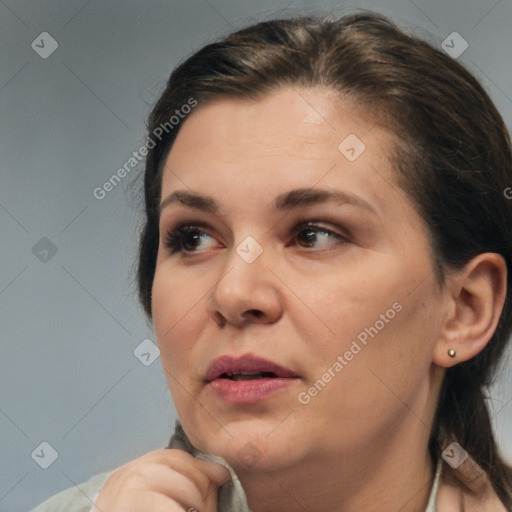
205;353;298;382
205;353;300;404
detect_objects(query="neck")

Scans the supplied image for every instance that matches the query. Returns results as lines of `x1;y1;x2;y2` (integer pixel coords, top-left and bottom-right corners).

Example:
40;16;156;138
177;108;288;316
235;416;436;512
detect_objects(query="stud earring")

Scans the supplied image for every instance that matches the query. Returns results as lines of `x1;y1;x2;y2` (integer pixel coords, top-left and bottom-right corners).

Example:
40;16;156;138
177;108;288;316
448;349;456;358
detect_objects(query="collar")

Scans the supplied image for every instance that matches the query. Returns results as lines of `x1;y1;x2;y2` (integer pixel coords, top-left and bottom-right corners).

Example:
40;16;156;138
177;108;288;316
168;420;443;512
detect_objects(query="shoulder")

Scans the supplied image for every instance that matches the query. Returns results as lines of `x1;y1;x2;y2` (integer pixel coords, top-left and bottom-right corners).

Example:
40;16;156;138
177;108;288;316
30;471;112;512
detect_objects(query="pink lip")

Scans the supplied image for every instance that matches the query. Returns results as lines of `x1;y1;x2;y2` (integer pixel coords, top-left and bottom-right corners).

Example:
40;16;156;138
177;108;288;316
205;353;299;404
205;353;297;381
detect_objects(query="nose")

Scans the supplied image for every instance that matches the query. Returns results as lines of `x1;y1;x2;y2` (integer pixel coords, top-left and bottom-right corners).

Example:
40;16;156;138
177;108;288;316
207;243;284;328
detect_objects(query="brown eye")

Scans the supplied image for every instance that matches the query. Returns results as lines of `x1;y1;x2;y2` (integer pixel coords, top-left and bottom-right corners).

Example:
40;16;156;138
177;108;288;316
181;230;203;251
164;225;218;254
296;228;320;248
293;222;348;249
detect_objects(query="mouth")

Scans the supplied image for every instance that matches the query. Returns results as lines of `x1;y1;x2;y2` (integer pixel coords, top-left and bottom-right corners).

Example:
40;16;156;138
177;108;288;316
205;353;298;382
218;371;280;381
205;353;300;404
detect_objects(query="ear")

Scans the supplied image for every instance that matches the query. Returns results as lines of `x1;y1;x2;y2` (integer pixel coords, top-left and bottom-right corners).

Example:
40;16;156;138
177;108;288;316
433;253;507;368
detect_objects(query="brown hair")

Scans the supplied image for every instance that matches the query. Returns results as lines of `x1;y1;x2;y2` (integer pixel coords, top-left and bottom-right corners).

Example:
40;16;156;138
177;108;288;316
136;11;512;506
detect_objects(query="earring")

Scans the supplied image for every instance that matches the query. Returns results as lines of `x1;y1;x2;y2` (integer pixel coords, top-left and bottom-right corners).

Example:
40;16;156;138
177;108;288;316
448;349;456;358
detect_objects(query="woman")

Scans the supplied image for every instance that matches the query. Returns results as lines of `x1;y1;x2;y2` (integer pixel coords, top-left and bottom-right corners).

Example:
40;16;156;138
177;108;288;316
33;11;512;512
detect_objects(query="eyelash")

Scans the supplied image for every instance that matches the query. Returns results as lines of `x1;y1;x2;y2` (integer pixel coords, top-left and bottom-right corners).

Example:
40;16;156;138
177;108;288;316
163;221;349;256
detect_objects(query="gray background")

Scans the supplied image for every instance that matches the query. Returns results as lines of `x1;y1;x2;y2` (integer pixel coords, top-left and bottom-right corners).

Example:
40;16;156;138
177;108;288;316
1;0;512;510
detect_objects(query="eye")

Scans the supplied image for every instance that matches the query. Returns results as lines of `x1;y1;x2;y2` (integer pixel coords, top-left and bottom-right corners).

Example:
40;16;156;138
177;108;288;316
291;222;349;249
163;221;349;257
164;224;219;255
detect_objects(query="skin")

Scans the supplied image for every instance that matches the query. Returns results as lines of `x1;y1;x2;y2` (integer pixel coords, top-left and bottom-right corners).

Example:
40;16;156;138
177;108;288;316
148;87;506;512
93;449;230;511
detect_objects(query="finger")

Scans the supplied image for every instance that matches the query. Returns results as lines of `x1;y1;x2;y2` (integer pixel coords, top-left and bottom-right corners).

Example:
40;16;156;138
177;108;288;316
156;457;230;512
193;457;232;490
151;459;230;511
155;450;231;496
97;449;231;511
139;449;231;490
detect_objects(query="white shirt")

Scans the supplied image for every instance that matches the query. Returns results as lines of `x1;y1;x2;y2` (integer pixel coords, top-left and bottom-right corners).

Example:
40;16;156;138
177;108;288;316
31;420;443;512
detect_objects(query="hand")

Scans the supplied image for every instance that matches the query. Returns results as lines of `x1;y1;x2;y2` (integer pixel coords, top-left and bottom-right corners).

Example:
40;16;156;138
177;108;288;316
92;448;231;512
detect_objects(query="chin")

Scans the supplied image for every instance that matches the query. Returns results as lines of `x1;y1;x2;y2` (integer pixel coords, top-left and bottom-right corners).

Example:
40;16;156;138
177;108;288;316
194;417;302;472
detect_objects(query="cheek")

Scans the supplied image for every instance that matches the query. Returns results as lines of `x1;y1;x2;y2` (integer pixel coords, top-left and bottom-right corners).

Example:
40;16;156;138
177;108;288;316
299;264;403;352
151;266;206;370
300;265;440;400
354;287;439;404
299;297;438;441
151;270;209;420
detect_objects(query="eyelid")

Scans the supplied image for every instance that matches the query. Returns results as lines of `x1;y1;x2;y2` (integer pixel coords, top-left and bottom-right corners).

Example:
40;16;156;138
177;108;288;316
289;219;351;240
163;222;222;253
160;210;352;239
163;218;351;258
163;219;347;239
288;221;351;248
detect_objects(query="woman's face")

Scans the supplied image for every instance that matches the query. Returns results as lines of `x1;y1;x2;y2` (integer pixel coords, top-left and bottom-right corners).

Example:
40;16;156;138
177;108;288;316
152;87;447;474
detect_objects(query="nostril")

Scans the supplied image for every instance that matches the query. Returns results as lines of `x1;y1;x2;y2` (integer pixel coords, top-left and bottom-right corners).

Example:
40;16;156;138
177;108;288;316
209;311;227;327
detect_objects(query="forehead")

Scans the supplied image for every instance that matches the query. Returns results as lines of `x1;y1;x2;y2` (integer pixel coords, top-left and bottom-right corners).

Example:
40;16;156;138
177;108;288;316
167;87;379;161
158;87;432;256
163;88;408;221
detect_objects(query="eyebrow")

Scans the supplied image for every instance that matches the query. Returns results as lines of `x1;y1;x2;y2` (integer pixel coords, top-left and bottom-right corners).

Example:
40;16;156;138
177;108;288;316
159;188;377;216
